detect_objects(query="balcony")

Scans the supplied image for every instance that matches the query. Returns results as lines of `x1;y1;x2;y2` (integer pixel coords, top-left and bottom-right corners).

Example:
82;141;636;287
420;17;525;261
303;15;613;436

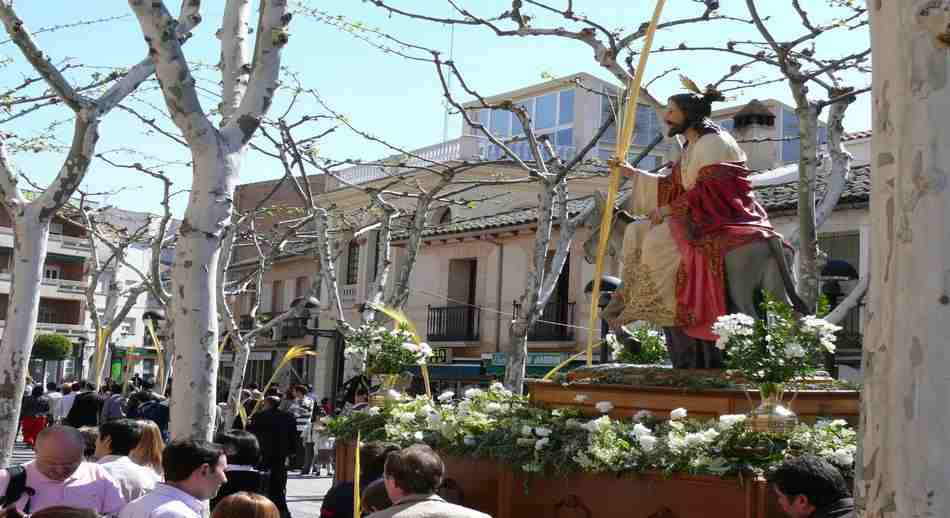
340;285;357;302
0;320;88;337
328;135;576;188
513;300;576;342
427;305;480;342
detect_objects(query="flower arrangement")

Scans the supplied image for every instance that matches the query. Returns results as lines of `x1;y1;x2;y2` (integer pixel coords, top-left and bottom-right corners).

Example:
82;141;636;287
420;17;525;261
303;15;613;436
341;322;433;375
713;295;841;385
325;383;857;479
608;324;670;365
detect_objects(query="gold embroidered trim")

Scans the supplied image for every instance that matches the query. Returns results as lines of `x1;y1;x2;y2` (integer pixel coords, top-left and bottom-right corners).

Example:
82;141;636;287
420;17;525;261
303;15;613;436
615;250;676;327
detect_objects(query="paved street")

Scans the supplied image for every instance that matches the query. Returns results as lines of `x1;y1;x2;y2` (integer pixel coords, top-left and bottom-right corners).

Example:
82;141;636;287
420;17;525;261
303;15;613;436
10;442;334;518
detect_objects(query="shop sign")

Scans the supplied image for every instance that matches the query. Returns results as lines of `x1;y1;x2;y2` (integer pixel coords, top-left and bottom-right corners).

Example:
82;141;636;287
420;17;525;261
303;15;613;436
490;352;565;367
431;348;453;364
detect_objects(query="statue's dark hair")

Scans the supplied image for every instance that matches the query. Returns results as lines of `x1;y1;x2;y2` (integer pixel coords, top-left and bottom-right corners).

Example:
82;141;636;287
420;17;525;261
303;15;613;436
667;89;726;135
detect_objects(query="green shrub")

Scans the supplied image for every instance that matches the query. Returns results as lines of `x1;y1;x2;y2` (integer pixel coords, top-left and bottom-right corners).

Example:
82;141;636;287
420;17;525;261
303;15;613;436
32;333;73;360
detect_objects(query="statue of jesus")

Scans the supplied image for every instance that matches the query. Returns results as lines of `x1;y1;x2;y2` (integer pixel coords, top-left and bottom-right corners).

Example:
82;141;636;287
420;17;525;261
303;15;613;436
607;82;783;367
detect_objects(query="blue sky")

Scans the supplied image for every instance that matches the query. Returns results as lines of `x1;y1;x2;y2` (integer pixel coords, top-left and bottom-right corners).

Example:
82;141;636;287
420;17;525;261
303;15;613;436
2;1;872;216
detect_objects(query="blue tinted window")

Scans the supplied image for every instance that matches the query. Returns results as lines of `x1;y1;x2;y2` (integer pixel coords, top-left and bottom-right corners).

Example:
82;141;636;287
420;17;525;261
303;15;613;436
634;104;661;146
556;128;573;147
535;93;557;129
490;109;510;136
782;108;801;163
559;90;575;124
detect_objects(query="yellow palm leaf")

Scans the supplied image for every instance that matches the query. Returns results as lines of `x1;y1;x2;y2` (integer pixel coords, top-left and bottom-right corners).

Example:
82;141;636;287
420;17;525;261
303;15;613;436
679;74;702;94
371;304;420;343
250;345;318;416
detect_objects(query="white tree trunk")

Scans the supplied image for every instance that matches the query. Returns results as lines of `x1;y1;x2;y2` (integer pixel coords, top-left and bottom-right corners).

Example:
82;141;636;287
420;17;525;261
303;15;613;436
223;335;253;428
169;144;241;440
0;210;49;463
857;3;950;516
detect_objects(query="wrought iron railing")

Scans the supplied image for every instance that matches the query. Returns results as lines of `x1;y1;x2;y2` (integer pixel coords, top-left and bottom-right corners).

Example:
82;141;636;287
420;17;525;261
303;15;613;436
427;305;480;342
513;300;576;341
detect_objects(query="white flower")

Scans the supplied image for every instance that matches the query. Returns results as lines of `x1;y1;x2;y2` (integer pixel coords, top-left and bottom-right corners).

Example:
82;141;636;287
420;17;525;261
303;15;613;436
490;381;505;392
784;342;806;359
319;416;332;424
484;402;503;413
581;416;612;433
413;431;424;441
633;410;652;422
401;342;419;353
463;388;483;399
718;414;746;430
632;423;652;438
816;418;849;429
535;437;550;450
417;342;433;357
438;391;455;402
366;406;381;416
637;435;658;452
595;401;614;414
463;435;476;446
521;425;534;437
534;426;552;437
830;448;854;467
684;432;705;447
574;394;589;403
670;407;688;420
397;412;415;424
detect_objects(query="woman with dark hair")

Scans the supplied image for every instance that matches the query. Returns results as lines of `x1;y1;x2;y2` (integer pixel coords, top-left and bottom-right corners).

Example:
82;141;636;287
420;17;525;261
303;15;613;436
20;385;50;447
211;430;270;510
30;506;99;518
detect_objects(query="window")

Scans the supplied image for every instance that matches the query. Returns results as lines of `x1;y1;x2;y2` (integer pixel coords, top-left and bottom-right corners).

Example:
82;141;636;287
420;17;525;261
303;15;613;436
559;90;574;125
511;100;532;136
44;265;61;280
781;108;801;163
272;280;284;313
295;276;309;298
599;92;621;142
345;242;360;285
38;303;57;324
556;128;573;147
490;109;510;137
50;222;63;234
633;105;662;146
535;93;558;129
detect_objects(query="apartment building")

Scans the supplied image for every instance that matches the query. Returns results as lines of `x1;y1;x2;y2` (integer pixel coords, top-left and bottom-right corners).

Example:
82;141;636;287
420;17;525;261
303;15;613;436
234;72;873;398
226;175;328;396
0;207;94;382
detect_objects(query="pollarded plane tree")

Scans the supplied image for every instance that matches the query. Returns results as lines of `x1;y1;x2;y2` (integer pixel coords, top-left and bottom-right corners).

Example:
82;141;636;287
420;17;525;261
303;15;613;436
0;2;201;465
125;0;291;440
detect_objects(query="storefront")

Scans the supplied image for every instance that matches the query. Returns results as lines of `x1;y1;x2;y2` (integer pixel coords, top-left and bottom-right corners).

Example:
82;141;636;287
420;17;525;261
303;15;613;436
483;352;587;380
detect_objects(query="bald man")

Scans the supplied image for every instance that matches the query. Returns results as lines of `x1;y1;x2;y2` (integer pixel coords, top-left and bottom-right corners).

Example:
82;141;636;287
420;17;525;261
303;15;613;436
0;426;125;516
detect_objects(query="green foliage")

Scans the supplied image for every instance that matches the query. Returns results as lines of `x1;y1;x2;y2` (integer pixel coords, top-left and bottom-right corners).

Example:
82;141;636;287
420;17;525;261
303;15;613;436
326;385;857;480
341;322;432;375
714;294;841;385
610;324;669;365
32;334;73;360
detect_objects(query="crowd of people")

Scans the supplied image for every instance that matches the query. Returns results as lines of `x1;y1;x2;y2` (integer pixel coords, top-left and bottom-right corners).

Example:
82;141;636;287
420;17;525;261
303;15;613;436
6;376;853;518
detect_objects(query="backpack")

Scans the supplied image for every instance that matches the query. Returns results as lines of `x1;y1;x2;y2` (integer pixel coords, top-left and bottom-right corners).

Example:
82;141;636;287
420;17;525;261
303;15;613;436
1;465;32;512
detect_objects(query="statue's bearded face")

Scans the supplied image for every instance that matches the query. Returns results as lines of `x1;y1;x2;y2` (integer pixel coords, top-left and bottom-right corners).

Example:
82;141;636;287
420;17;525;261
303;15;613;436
664;100;688;137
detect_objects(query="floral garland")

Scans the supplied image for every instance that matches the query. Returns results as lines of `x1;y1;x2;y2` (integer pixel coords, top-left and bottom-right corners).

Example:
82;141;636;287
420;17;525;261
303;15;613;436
341;322;433;375
325;382;856;479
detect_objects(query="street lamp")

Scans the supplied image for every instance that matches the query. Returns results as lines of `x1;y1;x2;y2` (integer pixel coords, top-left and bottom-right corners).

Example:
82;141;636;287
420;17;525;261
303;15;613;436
584;275;624;363
75;335;88;382
290;297;343;399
